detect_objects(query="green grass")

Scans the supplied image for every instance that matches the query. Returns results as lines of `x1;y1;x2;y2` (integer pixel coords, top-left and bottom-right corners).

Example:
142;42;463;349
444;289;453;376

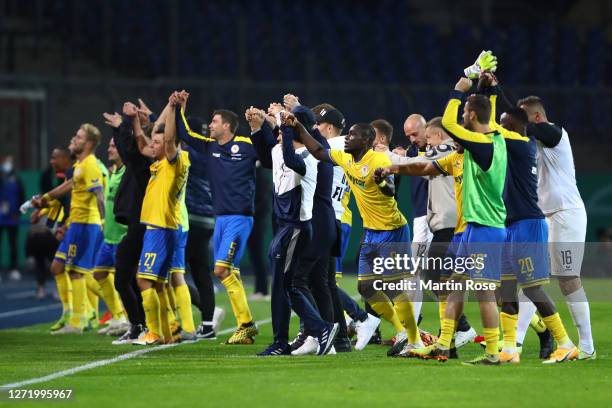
0;277;610;408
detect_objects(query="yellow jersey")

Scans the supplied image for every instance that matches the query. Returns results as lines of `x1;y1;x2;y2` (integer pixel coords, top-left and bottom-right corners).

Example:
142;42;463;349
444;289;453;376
328;149;406;230
433;151;466;233
140;150;190;229
340;190;353;226
70;154;103;224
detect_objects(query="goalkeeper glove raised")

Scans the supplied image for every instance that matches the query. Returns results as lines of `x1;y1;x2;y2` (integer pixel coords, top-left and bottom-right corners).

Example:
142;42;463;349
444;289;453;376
464;50;498;79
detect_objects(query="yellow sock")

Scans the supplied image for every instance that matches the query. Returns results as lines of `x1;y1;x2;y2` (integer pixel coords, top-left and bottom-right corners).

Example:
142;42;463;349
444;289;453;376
369;299;404;333
54;272;72;314
98;275;124;319
500;312;518;351
69;277;86;328
84;274;101;319
232;267;241;280
530;313;547;334
158;288;172;341
437;318;456;349
392;294;419;344
221;273;252;326
142;287;161;337
174;284;195;333
483;327;499;356
167;285;177;312
542;313;573;348
438;300;447;329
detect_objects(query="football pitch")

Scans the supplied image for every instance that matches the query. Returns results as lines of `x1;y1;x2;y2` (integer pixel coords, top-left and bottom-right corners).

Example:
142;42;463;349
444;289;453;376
1;277;610;407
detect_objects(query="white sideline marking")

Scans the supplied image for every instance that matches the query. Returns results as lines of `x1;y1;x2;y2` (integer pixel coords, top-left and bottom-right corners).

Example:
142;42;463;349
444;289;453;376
5;290;36;300
1;293;360;390
0;304;62;319
0;318;272;390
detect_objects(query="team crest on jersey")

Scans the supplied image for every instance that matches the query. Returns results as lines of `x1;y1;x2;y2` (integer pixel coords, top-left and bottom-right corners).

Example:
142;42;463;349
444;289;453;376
231;144;240;154
360;165;369;177
75;168;82;178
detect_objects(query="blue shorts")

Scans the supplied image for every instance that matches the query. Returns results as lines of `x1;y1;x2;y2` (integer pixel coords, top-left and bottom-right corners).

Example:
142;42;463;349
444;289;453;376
502;218;550;288
335;223;352;276
441;232;464;280
358;224;412;281
54;236;69;264
60;223;103;274
137;227;177;283
455;223;506;285
213;215;253;271
170;226;188;274
94;242;119;273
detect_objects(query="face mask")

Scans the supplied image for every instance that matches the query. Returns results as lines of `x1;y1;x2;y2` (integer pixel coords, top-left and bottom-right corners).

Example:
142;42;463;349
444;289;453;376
1;162;12;174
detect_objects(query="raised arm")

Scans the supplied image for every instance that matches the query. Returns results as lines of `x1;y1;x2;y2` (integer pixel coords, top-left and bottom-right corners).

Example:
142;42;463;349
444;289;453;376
281;125;306;176
176;108;213;155
123;102;155;157
527;122;562;148
246;107;274;169
441;77;495;170
282;112;330;162
164;94;179;160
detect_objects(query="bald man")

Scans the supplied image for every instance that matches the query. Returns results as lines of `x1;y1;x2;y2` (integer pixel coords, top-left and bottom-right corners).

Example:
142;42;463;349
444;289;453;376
390;114;432;323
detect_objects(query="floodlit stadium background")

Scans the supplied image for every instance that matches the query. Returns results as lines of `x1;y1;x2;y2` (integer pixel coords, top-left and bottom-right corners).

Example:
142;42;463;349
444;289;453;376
1;0;611;271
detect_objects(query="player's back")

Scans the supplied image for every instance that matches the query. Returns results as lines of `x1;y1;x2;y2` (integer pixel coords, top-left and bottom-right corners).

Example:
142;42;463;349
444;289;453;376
534;125;584;214
501;130;544;224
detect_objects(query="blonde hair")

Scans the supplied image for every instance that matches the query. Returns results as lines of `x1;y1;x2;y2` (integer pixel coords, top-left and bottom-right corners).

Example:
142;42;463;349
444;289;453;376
80;123;101;148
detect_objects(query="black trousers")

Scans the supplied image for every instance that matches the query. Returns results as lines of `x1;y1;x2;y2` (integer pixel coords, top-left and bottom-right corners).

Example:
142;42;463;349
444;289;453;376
186;222;215;322
26;229;58;286
115;223;146;326
0;225;19;270
247;212;269;295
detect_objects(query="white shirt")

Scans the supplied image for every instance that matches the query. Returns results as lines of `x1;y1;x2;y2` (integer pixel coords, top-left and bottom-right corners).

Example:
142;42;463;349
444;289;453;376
536;126;584;214
271;144;318;222
327;136;350;221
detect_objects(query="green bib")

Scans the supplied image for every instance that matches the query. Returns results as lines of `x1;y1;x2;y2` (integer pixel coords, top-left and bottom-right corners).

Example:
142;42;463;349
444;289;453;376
462;133;507;228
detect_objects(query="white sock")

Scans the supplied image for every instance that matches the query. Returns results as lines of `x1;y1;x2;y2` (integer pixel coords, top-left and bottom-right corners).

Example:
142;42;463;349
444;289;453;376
565;287;594;354
412;300;423;323
516;291;537;345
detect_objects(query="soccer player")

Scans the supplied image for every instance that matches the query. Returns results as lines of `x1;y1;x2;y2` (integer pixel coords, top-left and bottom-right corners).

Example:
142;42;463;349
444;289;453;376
38;124;106;334
315;105;380;350
400;76;507;365
390;114;431;322
130;94;190;345
289;114;423;354
280;96;355;353
28;148;72;301
378;117;477;353
176;94;258;344
517;95;596;360
472;73;577;364
102;107;150;344
178;116;221;339
94;137;129;336
248;107;339;356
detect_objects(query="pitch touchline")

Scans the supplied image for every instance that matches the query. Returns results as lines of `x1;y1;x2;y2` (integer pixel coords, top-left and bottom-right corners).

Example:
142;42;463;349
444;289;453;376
0;294;361;390
0;317;272;390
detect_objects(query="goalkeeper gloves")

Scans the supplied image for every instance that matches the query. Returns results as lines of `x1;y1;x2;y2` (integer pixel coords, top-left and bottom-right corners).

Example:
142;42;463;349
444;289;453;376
464;50;498;79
